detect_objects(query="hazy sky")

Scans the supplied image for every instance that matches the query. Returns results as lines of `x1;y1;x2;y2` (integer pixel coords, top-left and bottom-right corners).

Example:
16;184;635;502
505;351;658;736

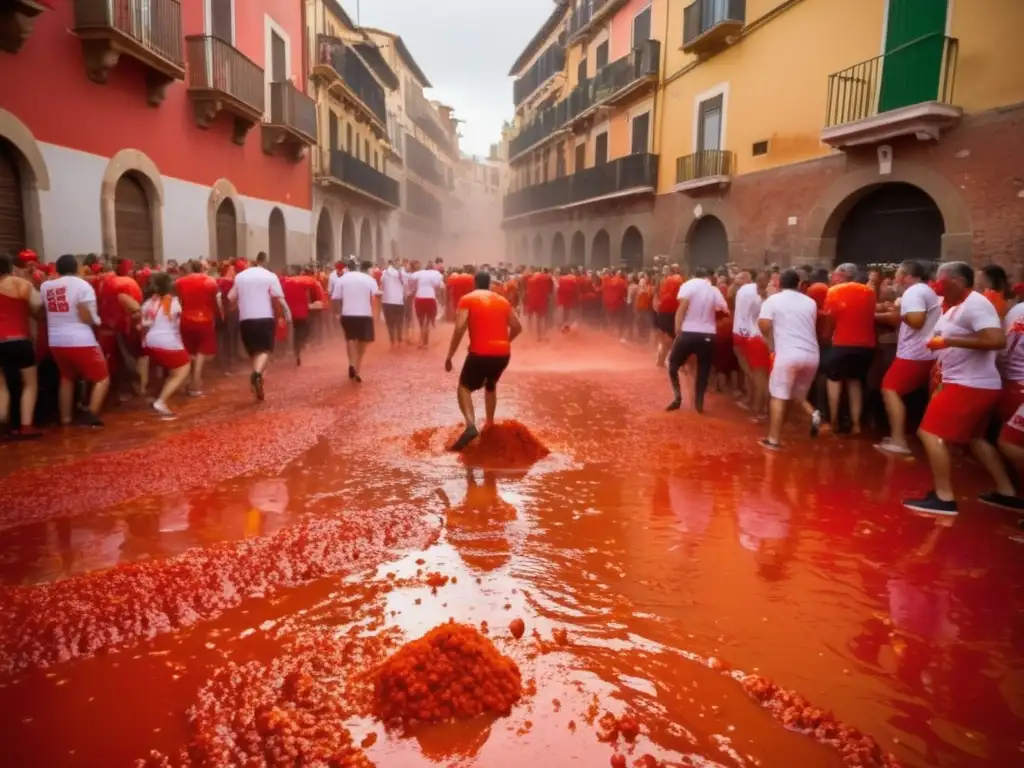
355;0;554;158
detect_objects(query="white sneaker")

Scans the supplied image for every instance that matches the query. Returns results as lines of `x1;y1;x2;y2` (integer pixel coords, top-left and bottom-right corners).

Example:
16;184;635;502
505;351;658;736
152;400;175;419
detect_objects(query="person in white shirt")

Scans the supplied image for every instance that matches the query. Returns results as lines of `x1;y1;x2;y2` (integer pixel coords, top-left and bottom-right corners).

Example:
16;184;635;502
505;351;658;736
227;252;289;401
666;267;728;414
380;260;406;347
138;272;191;419
996;302;1024;510
874;260;941;456
756;269;823;450
331;260;380;382
904;262;1015;516
410;265;445;348
326;261;345;302
733;271;769;418
41;254;109;427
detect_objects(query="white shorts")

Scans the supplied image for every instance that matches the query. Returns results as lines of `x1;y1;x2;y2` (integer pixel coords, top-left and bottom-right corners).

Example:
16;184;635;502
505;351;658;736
769;354;819;401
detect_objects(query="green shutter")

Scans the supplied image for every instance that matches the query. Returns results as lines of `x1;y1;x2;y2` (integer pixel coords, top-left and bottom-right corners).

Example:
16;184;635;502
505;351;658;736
878;0;948;113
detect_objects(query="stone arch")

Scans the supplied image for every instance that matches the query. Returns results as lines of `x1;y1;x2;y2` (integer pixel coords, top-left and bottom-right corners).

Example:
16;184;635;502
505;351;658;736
359;217;373;264
804;161;973;265
315;207;334;265
0;108;49;257
836;183;944;267
101;149;165;263
591;229;610;269
570;230;586;266
206;178;247;262
551;232;566;267
532;233;544;266
669;198;740;270
621;226;643;271
688;216;729;270
268;208;287;271
341;211;356;261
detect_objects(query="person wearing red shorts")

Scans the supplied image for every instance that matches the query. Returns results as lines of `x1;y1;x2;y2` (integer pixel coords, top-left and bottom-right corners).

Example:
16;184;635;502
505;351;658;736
139;272;192;419
994;301;1024;515
409;264;444;348
904;262;1018;516
875;260;941;456
556;267;579;330
175;260;222;396
733;271;769;418
40;254;109;427
526;268;555;341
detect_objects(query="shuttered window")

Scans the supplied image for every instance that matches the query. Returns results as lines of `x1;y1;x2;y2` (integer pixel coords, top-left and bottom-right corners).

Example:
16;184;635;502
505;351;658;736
114;173;154;264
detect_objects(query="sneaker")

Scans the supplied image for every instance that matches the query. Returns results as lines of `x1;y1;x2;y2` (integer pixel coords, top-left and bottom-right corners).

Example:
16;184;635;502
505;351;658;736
875;440;913;456
448;425;480;452
665;398;682;412
978;492;1024;512
810;410;823;438
253;372;265;402
903;492;958;516
185;389;204;398
759;438;782;451
348;365;356;380
75;411;104;428
152;400;176;420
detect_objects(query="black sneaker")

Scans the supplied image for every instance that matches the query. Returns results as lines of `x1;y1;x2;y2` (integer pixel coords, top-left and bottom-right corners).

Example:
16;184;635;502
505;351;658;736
978;492;1024;512
75;411;105;429
348;365;356;380
665;398;682;412
448;425;480;452
759;438;782;451
903;491;957;516
253;372;265;402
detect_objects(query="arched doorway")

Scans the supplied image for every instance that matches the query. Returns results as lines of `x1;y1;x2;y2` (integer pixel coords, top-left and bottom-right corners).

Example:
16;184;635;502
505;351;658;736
591;229;610;269
621;226;643;272
376;222;385;265
570;231;585;265
551;233;566;267
268;207;287;271
315;208;333;265
341;212;356;261
836;183;944;266
688;215;728;270
215;198;238;262
532;234;543;266
359;218;373;264
114;172;154;264
0;139;26;253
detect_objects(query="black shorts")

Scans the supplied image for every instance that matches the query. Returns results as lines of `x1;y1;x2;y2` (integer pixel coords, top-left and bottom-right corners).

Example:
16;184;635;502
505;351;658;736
341;315;375;343
459;353;510;393
654;311;675;336
239;318;276;356
824;345;875;381
0;339;35;370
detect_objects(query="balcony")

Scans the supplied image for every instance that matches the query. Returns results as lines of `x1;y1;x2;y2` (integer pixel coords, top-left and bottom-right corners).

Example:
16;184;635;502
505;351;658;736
509;99;570;161
513;42;565;108
682;0;745;56
822;34;960;150
312;34;387;131
0;0;49;54
567;0;629;43
406;179;443;223
503;153;658;219
261;80;316;161
72;0;184;105
316;148;400;208
674;149;734;192
405;132;446;187
567;40;660;125
406;84;458;159
186;35;264;144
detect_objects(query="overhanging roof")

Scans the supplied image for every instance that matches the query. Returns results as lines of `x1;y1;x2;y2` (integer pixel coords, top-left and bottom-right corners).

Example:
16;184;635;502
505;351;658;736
361;27;433;89
324;0;356;30
508;1;568;77
355;42;400;90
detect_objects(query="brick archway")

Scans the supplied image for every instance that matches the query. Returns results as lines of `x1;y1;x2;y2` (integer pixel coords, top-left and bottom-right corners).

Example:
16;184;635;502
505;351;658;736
803;162;972;265
100;149;165;264
0;108;49;258
668;197;741;271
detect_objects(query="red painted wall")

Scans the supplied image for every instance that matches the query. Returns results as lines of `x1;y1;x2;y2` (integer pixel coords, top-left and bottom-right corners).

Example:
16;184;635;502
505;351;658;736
610;0;653;59
0;0;311;210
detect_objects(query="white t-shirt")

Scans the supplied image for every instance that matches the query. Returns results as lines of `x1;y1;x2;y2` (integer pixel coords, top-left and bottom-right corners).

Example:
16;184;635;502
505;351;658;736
758;289;819;359
332;270;380;317
933;290;1001;389
412;269;444;300
1001;302;1024;382
42;275;99;348
327;270;343;298
380;266;404;305
141;296;185;351
732;282;763;338
896;281;941;361
231;266;284;321
676;278;727;334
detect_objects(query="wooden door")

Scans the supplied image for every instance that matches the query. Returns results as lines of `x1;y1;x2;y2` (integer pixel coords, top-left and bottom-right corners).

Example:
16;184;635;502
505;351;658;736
114;174;154;264
215;198;237;261
0;141;25;254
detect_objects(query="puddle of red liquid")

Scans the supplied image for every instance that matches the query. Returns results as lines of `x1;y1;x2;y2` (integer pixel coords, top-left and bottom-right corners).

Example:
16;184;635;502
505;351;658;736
0;331;1021;767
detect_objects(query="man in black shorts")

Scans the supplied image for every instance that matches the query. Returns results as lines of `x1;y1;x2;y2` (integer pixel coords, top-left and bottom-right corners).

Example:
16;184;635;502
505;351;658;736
227;252;288;401
332;260;379;382
444;271;522;451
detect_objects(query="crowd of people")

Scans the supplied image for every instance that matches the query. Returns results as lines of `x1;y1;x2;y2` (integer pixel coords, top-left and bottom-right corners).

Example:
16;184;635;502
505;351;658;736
1;247;1021;521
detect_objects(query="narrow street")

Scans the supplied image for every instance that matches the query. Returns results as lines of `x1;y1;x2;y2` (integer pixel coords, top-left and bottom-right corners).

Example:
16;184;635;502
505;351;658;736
1;332;1020;767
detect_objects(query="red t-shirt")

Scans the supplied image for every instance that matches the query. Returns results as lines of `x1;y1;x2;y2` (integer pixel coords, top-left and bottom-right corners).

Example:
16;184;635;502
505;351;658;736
526;273;554;305
557;274;578;306
283;276;315;320
602;276;628;310
825;282;878;348
176;273;219;325
98;275;143;335
658;274;683;314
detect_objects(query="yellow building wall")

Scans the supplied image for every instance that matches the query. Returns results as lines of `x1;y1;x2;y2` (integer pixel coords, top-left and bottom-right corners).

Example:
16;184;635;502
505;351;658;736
656;0;886;193
950;0;1024;113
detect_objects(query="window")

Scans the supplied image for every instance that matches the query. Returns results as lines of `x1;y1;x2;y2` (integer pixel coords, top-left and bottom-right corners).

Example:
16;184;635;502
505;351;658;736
594;132;608;165
209;0;233;42
329;111;339;150
556;147;566;178
270;30;286;81
595;41;609;69
374;150;379;168
364;138;370;162
542;148;550;182
346;123;352;153
697;94;723;151
574;142;585;172
632;5;651;46
631;112;650;154
752;140;769;156
577;57;587;84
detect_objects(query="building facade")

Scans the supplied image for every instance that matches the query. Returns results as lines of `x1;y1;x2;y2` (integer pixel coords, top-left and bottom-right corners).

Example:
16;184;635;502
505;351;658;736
503;0;1024;273
0;0;317;267
448;153;508;265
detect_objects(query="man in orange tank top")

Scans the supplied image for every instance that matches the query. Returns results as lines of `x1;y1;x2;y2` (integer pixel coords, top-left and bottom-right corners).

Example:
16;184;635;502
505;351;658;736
444;271;523;451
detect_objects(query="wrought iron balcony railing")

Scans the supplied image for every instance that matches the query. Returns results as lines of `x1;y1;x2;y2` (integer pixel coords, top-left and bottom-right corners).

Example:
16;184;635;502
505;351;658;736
325;148;400;207
315;34;387;125
406;179;443;222
676;149;734;184
682;0;745;53
186;35;264;143
513;42;565;107
405;132;446;187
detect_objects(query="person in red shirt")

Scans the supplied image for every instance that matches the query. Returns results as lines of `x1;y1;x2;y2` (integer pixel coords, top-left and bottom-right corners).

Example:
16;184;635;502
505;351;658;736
525;268;554;341
556;267;579;330
654;265;684;367
283;266;318;365
601;269;629;338
447;268;475;323
97;264;143;397
176;260;222;394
